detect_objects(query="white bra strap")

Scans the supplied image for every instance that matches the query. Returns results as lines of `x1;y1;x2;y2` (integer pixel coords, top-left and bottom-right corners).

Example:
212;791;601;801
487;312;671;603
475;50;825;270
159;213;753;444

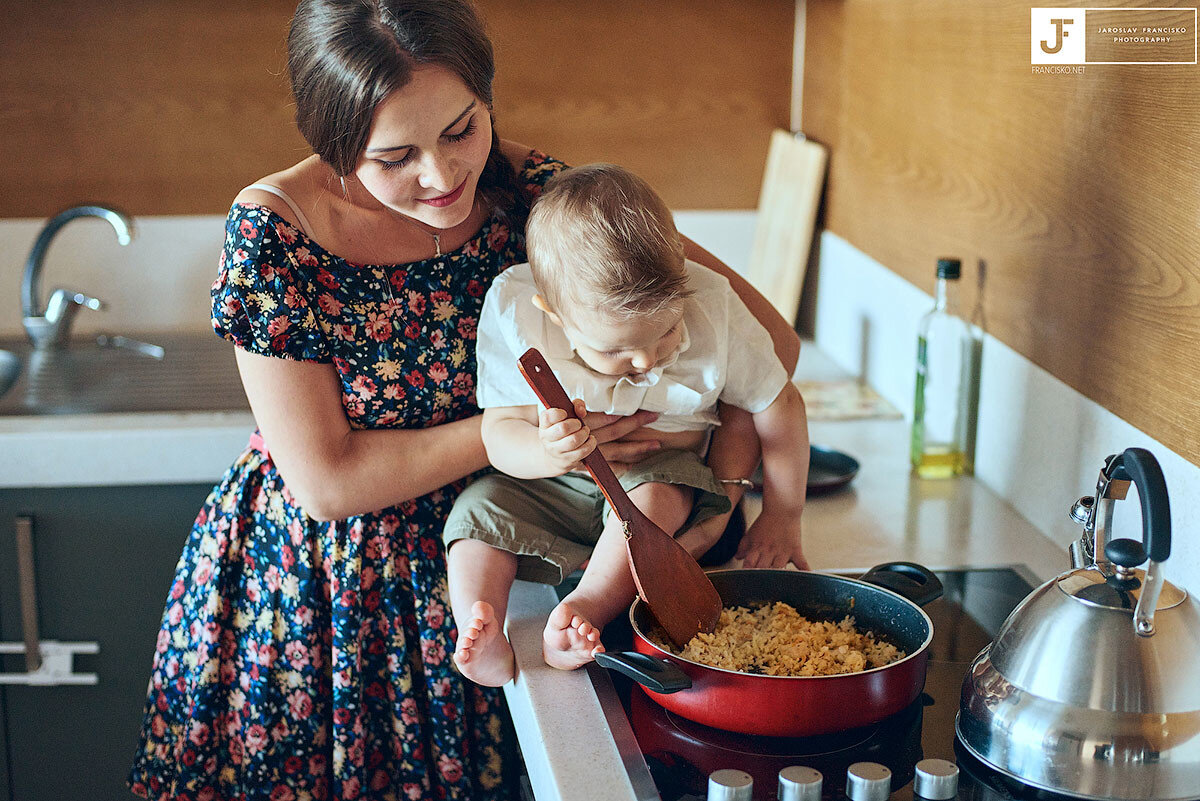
242;182;316;239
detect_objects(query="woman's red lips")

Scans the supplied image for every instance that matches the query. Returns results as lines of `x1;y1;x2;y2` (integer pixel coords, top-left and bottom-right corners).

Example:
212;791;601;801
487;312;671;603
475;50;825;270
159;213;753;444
417;178;467;208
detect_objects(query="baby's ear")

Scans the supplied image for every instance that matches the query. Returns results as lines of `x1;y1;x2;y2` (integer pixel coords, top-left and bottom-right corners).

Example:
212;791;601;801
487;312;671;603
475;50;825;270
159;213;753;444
531;294;564;327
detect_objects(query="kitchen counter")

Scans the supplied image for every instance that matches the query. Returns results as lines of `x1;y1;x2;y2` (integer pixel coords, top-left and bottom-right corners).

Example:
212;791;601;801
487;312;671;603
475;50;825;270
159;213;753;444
0;333;254;488
502;344;1067;801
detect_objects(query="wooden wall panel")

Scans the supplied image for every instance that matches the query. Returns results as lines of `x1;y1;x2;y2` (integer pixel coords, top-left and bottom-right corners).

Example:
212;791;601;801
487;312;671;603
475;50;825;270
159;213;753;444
0;1;791;218
802;0;1200;465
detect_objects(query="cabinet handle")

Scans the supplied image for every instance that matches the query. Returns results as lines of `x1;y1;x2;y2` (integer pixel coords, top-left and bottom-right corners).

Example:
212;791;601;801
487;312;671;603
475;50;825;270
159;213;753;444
0;514;99;686
15;515;41;672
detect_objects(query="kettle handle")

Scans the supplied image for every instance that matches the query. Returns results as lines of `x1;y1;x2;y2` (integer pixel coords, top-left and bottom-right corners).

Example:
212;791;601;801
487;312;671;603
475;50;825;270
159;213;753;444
1106;448;1171;564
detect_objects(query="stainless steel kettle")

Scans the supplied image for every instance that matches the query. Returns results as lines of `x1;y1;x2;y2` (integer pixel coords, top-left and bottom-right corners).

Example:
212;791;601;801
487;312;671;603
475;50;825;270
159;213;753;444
957;447;1200;801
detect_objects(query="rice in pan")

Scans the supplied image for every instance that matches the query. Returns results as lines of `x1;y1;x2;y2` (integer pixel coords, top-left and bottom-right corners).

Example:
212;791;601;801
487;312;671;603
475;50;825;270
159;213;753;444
658;602;906;677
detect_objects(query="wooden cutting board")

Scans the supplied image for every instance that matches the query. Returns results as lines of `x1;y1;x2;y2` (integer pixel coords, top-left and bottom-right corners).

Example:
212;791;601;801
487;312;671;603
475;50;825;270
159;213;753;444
745;129;828;327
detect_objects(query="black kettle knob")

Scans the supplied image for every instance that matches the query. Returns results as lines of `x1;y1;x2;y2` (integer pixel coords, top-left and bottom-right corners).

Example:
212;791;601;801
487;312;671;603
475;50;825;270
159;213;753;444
1105;538;1147;568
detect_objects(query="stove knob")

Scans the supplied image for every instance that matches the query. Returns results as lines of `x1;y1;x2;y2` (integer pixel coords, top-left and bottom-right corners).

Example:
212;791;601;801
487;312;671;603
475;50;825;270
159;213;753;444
846;762;891;801
913;759;959;800
707;768;754;801
778;765;822;801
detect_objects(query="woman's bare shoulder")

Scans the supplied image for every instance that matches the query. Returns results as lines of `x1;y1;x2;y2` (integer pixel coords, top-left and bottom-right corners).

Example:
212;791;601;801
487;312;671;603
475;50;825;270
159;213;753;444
232;156;328;229
498;138;536;170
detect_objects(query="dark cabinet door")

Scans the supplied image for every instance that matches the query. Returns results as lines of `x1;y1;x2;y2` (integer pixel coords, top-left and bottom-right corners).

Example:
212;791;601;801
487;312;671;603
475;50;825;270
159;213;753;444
0;484;212;801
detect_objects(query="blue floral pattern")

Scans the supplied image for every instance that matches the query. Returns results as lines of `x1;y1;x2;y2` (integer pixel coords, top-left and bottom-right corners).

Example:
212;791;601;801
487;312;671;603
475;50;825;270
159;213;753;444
129;151;567;801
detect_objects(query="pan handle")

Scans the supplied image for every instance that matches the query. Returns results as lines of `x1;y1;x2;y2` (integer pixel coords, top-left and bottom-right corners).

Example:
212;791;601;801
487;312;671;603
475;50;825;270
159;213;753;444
858;562;943;606
593;651;692;694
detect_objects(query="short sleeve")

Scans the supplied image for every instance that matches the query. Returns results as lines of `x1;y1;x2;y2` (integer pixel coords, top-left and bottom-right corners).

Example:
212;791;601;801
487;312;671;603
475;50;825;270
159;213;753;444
719;286;790;413
474;269;541;409
211;205;331;362
519;150;570;200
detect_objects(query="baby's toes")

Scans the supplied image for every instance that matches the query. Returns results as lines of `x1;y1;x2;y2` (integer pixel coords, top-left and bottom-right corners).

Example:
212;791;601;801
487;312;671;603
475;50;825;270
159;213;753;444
577;624;602;654
454;637;473;663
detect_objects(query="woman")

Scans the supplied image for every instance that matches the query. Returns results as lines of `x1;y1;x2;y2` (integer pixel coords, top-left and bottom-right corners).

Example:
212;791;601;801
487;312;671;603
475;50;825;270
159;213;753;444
129;1;800;799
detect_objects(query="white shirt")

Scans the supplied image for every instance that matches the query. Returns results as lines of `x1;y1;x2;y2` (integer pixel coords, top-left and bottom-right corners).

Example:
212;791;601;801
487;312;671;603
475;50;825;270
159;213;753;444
475;260;789;432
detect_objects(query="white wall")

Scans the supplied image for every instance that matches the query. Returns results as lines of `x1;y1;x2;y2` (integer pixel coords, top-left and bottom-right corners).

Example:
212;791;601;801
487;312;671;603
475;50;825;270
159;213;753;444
0;211;758;340
812;232;1200;597
0;216;226;339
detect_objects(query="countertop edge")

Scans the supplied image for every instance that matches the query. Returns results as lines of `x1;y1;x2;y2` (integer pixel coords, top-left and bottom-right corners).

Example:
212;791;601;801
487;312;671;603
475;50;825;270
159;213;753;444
0;411;255;488
504;581;650;801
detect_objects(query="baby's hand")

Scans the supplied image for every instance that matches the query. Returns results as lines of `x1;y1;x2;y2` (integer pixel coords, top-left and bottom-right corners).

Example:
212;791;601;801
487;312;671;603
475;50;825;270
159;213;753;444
737;510;809;570
538;399;597;475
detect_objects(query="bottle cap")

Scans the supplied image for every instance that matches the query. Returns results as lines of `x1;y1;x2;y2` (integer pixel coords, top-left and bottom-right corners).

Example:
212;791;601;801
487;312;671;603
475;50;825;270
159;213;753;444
936;258;962;279
778;765;822;801
914;758;959;799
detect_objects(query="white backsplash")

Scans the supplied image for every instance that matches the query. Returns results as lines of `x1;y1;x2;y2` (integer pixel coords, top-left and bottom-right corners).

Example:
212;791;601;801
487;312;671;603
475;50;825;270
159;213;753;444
0;215;226;338
0;211;757;339
812;232;1200;597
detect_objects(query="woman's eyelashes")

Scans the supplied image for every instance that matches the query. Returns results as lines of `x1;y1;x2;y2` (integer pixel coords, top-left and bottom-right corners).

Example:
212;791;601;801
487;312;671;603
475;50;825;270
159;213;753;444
444;118;476;143
377;118;477;172
378;152;415;171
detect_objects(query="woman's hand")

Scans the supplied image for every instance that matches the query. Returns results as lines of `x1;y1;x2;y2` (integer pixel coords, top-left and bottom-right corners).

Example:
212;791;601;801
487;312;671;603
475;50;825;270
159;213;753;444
585;409;662;467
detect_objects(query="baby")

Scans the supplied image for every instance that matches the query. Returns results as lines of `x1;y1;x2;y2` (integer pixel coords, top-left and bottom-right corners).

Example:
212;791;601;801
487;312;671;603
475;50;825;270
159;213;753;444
444;163;810;686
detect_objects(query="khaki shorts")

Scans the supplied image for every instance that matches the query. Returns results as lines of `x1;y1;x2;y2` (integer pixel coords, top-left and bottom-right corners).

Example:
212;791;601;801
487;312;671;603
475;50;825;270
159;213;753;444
442;449;731;585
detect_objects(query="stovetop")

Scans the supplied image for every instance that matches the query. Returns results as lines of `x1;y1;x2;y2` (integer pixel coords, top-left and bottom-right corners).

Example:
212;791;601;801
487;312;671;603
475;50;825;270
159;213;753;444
581;567;1068;801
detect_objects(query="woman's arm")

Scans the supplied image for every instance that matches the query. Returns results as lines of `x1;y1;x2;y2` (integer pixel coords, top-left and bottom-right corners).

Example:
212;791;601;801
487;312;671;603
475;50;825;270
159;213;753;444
682;237;800;374
236;350;662;520
236;349;488;522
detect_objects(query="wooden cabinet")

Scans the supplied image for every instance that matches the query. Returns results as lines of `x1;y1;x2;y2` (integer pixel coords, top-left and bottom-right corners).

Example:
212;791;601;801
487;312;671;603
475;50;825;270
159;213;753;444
0;484;212;801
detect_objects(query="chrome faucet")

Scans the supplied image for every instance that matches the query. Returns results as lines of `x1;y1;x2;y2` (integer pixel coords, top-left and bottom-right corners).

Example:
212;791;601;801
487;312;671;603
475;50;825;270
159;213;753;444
22;205;135;348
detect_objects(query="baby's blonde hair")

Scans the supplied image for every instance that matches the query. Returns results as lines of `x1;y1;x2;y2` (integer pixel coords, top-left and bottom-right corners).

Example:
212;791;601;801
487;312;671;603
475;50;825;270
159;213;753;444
526;163;691;323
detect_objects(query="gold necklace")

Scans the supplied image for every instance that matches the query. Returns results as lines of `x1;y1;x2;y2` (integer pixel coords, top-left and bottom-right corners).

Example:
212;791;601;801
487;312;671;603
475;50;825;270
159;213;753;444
339;174;451;259
387;206;442;257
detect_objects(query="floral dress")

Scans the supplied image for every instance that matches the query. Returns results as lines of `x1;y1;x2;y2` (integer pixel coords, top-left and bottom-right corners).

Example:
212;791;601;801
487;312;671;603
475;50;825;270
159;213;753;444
129;152;567;801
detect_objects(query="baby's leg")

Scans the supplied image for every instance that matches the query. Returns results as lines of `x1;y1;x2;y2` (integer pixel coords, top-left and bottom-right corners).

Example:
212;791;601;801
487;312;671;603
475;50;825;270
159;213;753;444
544;481;694;670
447;539;519;686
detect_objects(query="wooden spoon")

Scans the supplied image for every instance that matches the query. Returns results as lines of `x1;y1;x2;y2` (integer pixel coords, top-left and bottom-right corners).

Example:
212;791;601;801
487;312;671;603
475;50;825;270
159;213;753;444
518;347;722;648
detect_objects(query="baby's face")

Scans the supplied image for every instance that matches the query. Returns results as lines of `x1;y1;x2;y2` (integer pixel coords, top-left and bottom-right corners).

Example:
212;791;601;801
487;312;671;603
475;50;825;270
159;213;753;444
558;306;685;378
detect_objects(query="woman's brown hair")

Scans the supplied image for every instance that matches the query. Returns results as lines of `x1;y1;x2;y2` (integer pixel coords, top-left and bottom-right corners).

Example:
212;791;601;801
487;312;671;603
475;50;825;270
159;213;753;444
288;0;528;220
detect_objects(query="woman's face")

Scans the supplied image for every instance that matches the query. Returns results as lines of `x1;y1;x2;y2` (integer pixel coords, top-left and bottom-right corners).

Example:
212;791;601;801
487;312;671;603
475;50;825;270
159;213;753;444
355;65;494;230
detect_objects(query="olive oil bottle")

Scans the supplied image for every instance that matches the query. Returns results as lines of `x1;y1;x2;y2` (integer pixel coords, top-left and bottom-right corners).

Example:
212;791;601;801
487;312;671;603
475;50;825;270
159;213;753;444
911;258;981;478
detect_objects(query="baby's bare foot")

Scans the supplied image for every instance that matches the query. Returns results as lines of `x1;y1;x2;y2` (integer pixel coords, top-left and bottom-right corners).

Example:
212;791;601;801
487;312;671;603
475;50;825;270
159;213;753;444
453;601;515;687
543;601;605;671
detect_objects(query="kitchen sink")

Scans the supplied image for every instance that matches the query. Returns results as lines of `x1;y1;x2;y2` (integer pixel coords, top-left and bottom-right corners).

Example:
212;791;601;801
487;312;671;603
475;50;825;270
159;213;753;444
0;333;250;416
